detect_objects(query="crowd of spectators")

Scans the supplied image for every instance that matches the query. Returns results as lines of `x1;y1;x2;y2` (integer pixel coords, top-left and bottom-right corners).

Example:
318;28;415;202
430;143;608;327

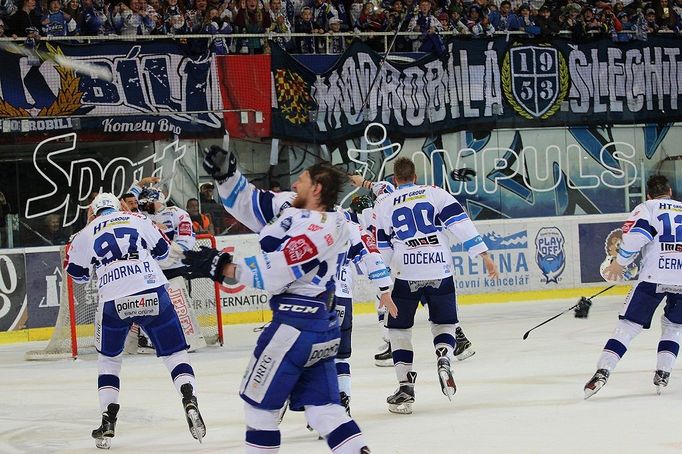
0;0;679;52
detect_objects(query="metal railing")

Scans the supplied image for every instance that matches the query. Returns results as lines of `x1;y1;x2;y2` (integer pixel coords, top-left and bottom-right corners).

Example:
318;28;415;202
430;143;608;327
0;29;675;54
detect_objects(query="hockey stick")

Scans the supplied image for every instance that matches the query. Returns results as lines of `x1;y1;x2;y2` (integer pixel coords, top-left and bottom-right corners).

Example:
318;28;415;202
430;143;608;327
522;285;616;340
355;6;416;122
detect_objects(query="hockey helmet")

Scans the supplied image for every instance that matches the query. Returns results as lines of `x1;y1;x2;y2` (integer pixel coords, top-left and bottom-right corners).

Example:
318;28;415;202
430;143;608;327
90;193;120;215
138;187;166;214
350;194;373;214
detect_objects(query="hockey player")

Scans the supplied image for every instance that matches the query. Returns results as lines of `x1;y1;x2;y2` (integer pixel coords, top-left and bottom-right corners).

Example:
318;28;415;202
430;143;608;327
335;195;394;415
373;157;498;414
349;173;477;366
127;180;206;352
64;193;205;449
182;146;397;453
585;175;682;398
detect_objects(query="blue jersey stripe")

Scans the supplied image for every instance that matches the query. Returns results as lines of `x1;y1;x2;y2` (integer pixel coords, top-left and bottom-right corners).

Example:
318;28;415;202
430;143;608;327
463;235;484;251
444;212;468;226
221;175;247;208
245;256;264;289
631;227;653;241
251;191;267;226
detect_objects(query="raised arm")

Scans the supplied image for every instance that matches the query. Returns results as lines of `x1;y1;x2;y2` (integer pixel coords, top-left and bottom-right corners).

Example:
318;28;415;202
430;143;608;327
203;145;293;232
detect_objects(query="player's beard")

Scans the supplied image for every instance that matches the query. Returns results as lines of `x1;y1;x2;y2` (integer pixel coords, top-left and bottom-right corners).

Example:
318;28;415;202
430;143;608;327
292;193;306;209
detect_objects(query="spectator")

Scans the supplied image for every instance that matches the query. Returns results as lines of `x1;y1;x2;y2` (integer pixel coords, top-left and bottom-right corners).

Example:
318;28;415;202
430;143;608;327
330;0;350;30
187;198;215;235
582;7;606;34
348;0;364;28
234;0;271;54
644;7;660;32
112;0;154;35
7;0;42;37
517;3;540;35
203;6;232;53
78;0;112;34
187;0;209;30
42;0;78;36
558;2;583;36
269;0;295;51
0;18;6;36
449;5;469;33
0;0;18;20
654;0;681;30
295;7;316;53
535;4;560;35
358;2;388;50
488;0;520;30
328;16;347;52
615;10;635;40
43;213;72;245
64;0;82;20
408;0;444;53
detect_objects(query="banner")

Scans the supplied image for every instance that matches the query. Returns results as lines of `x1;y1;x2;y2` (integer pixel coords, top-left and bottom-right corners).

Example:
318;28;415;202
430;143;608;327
217;55;271;139
0;40;223;136
578;220;641;284
271;36;682;143
24;251;63;329
0;253;27;332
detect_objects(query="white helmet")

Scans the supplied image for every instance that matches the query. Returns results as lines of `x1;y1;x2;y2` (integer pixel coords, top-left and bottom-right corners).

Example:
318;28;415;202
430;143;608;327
90;193;120;215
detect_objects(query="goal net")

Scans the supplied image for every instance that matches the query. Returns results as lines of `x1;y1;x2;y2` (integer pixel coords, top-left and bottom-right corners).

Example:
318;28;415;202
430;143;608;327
26;234;223;360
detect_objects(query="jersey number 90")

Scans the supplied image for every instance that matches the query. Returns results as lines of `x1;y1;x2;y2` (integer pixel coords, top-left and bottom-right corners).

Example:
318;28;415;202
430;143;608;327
392;202;437;241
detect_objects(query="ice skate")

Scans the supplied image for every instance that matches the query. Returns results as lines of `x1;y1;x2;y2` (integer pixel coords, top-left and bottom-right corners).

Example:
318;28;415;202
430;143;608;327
436;347;456;400
181;383;206;443
374;341;392;367
654;370;670;395
92;403;119;450
340;391;351;416
584;369;610;399
454;327;475;361
387;371;417;414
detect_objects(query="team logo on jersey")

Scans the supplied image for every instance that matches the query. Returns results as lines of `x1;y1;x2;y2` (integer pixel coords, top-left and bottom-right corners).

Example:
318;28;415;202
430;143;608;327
502;44;569;120
283;235;318;265
535;227;565;284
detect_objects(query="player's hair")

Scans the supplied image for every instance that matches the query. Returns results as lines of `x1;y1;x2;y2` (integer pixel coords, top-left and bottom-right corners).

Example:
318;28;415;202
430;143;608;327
647;174;671;199
393;157;416;184
120;192;135;200
307;162;346;211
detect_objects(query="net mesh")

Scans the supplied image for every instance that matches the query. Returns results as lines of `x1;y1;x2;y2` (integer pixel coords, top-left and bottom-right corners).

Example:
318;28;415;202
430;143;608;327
25;235;222;360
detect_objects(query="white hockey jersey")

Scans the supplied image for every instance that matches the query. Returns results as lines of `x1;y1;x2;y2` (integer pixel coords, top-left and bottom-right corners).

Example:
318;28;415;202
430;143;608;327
129;185;196;270
233;208;349;297
65;211;170;302
335;212;392;299
374;183;487;281
215;166;392;297
616;198;682;285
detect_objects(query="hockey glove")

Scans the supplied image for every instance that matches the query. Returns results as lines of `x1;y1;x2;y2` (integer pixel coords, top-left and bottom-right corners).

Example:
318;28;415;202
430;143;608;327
450;168;477;182
574;297;592;318
181;246;233;283
203;145;237;181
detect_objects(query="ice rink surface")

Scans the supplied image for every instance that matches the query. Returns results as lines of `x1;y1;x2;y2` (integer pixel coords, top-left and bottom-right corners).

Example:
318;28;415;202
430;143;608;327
2;295;682;454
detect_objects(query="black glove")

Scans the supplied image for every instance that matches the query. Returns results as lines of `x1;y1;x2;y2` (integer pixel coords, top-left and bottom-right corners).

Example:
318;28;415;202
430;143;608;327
203;145;237;181
574;297;592;318
181;246;233;283
450;168;477;182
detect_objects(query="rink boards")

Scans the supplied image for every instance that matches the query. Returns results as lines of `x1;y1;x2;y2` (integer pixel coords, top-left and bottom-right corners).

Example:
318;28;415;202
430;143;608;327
0;213;635;343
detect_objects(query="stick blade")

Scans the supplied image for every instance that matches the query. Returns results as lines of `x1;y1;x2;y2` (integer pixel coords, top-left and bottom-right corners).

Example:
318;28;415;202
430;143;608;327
522;331;530;340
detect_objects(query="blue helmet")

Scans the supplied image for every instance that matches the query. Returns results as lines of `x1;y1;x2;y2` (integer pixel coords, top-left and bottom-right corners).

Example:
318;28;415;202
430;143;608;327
138;188;166;214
